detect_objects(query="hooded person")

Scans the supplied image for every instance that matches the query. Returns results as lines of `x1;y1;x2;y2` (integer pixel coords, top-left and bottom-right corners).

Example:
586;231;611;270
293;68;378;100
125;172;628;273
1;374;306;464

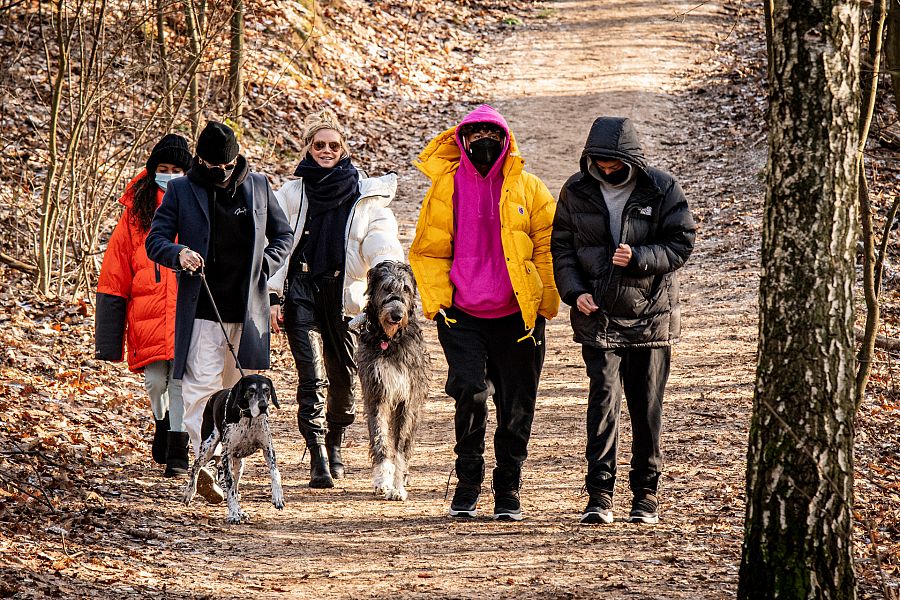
267;108;403;489
551;116;696;525
145;121;293;503
96;133;191;477
409;104;560;521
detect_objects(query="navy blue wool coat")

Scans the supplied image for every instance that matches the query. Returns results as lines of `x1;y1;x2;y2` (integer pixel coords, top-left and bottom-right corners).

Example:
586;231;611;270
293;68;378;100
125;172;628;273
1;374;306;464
146;172;293;379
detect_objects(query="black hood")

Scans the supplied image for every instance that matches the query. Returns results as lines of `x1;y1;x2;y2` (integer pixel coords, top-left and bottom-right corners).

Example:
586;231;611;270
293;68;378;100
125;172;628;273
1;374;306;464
580;117;648;176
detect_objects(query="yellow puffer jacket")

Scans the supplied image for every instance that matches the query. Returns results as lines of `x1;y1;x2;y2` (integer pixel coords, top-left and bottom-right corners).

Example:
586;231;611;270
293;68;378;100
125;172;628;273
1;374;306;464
409;126;560;330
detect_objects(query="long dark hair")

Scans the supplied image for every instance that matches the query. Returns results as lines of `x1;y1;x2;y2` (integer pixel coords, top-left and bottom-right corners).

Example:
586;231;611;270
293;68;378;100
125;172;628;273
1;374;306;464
130;171;159;233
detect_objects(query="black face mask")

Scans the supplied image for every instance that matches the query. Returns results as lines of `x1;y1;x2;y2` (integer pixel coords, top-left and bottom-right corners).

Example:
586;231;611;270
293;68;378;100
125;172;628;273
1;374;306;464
598;163;631;185
208;165;234;184
466;138;503;170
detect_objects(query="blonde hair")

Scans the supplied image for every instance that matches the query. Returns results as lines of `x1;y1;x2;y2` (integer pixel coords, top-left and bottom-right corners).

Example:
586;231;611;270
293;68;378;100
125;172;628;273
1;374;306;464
301;108;350;159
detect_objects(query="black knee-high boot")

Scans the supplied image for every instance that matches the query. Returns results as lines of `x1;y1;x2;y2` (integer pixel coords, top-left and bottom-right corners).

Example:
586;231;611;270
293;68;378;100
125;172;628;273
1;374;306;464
308;443;334;488
152;412;170;464
164;431;190;478
325;426;346;479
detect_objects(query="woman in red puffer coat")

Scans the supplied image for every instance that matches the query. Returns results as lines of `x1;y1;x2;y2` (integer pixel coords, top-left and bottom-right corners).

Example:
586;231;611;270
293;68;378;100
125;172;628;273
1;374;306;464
95;133;192;477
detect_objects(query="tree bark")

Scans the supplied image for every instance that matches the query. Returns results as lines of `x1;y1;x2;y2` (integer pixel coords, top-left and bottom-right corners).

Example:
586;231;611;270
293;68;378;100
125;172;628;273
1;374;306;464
738;1;860;599
857;0;888;403
155;0;172;119
886;0;900;109
184;0;201;138
228;0;244;124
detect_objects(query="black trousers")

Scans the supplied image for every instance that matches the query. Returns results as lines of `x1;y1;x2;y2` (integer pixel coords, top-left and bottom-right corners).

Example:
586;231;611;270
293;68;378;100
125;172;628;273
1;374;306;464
436;306;546;482
283;274;357;446
582;345;670;496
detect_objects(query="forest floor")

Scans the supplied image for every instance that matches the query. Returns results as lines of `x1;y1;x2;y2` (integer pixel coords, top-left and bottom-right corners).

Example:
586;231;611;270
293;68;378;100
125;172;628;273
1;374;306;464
1;0;898;599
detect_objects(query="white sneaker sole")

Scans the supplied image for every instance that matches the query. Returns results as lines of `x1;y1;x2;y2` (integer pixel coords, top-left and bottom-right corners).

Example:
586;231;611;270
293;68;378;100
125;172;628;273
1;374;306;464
448;507;477;518
493;511;523;521
580;509;614;524
628;513;659;524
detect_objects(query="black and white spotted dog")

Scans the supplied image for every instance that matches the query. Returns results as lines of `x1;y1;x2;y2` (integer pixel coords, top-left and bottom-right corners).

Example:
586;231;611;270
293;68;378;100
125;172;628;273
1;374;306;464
183;374;284;523
353;261;430;501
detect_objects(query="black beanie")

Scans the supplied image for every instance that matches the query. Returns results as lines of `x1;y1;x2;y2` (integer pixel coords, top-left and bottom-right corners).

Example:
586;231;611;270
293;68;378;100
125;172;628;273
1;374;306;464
146;133;192;174
196;121;239;165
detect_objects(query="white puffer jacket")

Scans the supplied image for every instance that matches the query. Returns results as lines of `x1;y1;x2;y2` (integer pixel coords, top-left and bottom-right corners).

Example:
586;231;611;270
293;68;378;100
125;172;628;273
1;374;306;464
268;172;404;315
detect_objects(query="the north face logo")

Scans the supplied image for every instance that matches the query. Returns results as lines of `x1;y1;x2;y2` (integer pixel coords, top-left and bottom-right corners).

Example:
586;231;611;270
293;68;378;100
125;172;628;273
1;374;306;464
234;207;248;216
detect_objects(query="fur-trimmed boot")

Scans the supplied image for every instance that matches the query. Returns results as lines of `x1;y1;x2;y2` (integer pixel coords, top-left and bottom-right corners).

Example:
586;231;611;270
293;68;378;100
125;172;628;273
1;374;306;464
152;412;170;464
164;431;190;478
309;443;335;488
325;426;346;479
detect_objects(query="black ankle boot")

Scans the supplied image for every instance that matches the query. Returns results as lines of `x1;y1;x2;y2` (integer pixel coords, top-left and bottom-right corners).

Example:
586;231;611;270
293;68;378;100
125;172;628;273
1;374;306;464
152;412;170;464
309;443;335;488
164;431;190;478
325;426;346;479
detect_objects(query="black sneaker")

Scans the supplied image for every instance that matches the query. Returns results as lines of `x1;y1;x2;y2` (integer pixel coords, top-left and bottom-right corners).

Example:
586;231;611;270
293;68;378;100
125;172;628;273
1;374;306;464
493;488;522;521
628;493;659;524
449;485;480;518
580;492;614;524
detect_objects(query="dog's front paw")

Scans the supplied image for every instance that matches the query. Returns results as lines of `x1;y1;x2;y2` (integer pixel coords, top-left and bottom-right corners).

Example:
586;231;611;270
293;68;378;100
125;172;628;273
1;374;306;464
183;485;196;507
272;493;285;510
384;487;407;502
226;510;249;524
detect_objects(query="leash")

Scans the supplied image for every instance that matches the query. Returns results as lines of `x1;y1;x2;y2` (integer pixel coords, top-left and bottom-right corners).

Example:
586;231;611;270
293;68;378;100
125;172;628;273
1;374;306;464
188;264;247;379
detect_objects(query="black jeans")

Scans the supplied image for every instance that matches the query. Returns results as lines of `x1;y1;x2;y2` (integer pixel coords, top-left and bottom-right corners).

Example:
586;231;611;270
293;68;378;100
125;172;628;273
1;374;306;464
582;345;670;496
436;306;546;482
283;274;358;446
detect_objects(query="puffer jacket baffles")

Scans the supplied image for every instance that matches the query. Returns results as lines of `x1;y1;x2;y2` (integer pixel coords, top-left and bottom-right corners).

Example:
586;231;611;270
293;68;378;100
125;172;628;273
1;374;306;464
551;117;696;348
409;108;559;330
95;170;177;371
268;172;404;314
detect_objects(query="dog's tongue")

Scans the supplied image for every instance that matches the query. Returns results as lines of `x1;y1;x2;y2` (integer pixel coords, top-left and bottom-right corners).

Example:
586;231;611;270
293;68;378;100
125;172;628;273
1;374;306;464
380;340;389;350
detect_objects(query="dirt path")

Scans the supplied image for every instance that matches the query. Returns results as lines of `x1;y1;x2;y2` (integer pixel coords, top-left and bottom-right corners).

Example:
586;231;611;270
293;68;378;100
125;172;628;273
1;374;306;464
77;2;764;598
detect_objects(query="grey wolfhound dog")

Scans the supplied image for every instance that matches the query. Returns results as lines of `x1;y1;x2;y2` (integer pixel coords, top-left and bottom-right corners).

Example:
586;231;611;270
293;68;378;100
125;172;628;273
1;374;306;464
354;260;430;501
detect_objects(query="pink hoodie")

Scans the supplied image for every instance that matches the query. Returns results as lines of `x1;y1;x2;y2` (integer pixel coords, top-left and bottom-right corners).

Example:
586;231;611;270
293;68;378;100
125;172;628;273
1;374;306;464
450;105;520;319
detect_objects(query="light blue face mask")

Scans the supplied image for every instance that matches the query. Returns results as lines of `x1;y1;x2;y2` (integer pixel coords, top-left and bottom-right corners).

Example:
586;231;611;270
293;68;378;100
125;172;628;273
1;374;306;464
155;172;181;191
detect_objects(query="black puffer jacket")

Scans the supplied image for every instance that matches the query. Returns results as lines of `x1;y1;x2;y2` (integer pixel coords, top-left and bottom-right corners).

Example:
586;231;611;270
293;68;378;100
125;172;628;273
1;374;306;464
551;117;696;348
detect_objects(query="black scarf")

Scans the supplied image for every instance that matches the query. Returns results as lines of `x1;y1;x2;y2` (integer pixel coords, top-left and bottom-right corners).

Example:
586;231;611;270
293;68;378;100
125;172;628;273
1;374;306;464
292;155;360;278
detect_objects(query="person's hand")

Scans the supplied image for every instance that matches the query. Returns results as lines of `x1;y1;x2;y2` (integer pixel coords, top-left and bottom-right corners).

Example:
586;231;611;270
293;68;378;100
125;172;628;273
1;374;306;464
612;243;632;267
576;292;599;315
270;304;283;334
178;247;204;272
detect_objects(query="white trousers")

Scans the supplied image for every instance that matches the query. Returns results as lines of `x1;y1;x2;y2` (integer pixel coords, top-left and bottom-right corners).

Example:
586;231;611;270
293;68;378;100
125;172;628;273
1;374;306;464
181;319;244;458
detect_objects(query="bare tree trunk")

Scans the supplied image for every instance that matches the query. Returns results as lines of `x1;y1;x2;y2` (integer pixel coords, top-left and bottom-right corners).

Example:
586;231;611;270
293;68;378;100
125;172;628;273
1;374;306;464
738;1;860;598
228;0;244;125
857;0;888;403
156;0;172;119
886;0;900;108
184;0;201;138
37;0;69;295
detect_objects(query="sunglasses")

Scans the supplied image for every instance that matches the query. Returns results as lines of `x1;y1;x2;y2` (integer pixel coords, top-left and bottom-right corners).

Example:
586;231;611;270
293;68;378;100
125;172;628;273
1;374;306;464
198;156;237;169
312;140;342;152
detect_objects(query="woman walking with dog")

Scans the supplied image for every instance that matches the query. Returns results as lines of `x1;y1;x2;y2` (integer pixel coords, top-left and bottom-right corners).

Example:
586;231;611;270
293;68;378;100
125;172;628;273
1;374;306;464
268;109;404;489
95;133;192;477
409;104;559;520
146;121;294;503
